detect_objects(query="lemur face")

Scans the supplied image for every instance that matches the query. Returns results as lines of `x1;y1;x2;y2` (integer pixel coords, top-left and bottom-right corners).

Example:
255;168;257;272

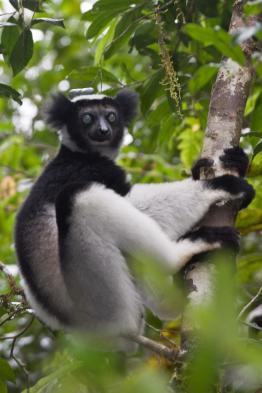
75;101;124;149
45;89;139;155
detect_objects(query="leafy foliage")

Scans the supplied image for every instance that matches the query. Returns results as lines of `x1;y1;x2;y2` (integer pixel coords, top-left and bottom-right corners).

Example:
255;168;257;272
0;0;262;392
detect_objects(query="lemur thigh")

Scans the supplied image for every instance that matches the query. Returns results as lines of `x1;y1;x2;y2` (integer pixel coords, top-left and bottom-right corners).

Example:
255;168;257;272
60;184;235;330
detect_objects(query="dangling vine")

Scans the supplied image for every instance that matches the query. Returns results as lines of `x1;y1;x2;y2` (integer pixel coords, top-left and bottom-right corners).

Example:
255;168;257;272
154;1;184;117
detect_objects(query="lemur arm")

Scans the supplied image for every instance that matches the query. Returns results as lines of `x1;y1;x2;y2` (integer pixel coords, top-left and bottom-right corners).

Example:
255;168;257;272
128;148;254;241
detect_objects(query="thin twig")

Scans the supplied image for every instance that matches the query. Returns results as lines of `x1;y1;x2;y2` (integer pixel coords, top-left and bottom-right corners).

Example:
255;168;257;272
238;286;262;320
9;317;34;393
146;322;177;346
126;334;177;362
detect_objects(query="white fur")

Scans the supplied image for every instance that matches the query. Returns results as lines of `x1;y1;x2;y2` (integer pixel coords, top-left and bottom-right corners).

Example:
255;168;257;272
70;94;106;103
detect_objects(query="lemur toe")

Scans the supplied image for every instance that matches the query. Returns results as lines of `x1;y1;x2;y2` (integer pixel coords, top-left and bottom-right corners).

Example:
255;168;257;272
181;226;240;253
219;147;249;177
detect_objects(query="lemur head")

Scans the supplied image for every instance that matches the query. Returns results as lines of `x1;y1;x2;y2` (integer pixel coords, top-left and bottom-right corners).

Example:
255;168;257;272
45;89;139;157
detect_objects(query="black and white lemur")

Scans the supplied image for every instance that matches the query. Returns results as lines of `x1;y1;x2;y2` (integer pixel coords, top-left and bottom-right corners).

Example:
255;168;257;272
15;89;255;343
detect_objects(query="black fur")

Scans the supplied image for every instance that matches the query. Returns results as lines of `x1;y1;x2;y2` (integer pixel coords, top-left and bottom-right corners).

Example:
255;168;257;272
219;147;249;177
44;93;77;130
191;158;214;180
206;174;255;209
192;147;249;180
180;226;240;253
15;146;131;321
115;89;139;125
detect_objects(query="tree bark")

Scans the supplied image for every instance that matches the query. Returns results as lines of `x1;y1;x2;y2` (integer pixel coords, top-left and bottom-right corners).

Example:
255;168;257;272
181;0;259;346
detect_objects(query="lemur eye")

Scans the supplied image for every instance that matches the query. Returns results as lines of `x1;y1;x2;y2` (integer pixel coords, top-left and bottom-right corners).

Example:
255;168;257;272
107;112;116;123
82;113;93;125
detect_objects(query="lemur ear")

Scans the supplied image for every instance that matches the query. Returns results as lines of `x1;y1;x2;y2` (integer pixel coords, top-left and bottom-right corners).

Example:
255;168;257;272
44;93;76;130
115;89;139;126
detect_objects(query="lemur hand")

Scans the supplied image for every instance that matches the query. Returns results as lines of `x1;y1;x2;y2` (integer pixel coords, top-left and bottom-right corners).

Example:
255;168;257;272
192;146;249;180
192;147;255;209
206;174;255;209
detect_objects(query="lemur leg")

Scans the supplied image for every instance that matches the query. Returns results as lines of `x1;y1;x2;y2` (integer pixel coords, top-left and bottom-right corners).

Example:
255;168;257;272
57;184;234;334
128;176;254;241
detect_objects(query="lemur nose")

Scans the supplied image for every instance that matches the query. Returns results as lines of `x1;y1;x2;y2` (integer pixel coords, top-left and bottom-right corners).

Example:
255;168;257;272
99;127;110;135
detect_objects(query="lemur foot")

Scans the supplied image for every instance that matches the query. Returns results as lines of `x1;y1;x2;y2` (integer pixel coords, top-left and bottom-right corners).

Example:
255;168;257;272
181;226;240;253
219;147;249;177
192;146;249;180
206;175;255;209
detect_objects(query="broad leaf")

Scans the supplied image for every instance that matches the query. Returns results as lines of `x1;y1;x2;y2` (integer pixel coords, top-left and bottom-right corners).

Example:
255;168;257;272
9;29;33;76
189;64;218;93
0;83;22;104
183;24;245;64
104;6;142;59
1;17;20;60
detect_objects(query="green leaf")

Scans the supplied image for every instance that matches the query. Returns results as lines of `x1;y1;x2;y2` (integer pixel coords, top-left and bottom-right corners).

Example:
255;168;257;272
189;64;218;93
245;89;261;116
140;70;164;114
70;66;121;86
9;29;33;76
0;380;7;393
9;0;42;12
83;0;137;21
84;0;137;38
1;17;20;60
104;6;142;59
0;358;16;383
253;140;262;158
244;0;262;15
31;18;65;28
183;24;245;65
94;19;117;64
0;83;22;104
251;98;262;132
86;11;118;39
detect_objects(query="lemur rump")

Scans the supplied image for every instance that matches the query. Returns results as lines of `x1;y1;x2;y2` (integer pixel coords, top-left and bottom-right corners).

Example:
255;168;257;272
15;89;255;339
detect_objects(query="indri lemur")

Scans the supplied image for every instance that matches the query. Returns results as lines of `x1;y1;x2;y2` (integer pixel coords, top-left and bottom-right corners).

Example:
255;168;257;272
15;89;254;342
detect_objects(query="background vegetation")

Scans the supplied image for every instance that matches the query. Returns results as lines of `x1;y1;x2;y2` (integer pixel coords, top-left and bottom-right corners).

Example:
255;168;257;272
0;0;262;392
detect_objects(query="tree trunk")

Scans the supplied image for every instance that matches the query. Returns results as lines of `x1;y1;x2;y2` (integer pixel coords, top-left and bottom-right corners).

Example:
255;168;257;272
181;0;259;347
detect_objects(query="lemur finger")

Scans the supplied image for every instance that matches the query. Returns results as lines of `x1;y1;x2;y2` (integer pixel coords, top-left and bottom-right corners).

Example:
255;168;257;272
181;226;240;253
206;174;255;209
219;147;249;177
191;158;214;180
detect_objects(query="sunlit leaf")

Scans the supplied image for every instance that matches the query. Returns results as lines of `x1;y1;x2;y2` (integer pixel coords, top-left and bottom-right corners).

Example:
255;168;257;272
253;140;262;158
244;0;262;15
